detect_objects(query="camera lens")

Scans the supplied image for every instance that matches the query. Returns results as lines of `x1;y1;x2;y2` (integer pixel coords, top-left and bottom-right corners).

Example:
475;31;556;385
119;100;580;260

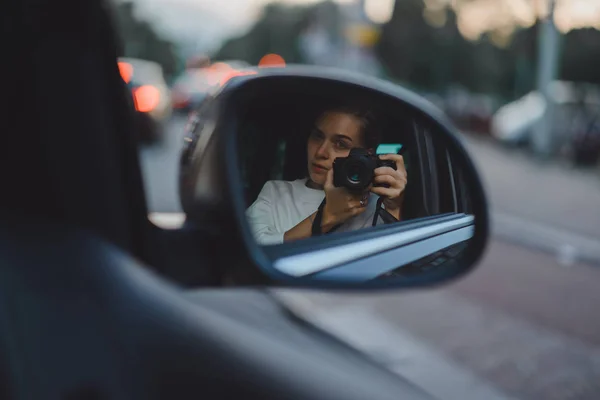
333;148;376;192
345;160;370;189
347;164;362;183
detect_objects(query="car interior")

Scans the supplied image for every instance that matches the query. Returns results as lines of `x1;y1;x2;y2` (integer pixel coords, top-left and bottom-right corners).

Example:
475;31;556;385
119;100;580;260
235;85;432;223
232;79;473;228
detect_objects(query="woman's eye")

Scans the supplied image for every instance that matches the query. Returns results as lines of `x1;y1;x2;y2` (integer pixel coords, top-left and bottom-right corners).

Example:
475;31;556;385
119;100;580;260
336;141;350;149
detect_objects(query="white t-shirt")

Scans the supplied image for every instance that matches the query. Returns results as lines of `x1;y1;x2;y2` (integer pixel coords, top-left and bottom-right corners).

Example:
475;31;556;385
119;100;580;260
246;178;383;245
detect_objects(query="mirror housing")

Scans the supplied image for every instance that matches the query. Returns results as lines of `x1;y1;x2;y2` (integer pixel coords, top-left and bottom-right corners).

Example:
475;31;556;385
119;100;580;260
179;65;489;289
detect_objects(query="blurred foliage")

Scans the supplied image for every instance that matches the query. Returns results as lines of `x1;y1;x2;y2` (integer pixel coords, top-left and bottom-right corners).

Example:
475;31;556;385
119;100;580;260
214;3;311;65
377;0;523;102
560;28;600;85
381;0;600;102
112;1;180;82
214;0;600;103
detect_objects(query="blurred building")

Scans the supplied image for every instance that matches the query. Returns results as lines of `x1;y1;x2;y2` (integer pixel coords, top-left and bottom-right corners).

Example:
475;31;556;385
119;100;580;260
298;0;383;77
339;0;383;76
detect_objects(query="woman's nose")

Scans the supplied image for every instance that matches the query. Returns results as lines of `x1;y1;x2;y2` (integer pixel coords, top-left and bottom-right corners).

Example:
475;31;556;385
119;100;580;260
316;142;330;159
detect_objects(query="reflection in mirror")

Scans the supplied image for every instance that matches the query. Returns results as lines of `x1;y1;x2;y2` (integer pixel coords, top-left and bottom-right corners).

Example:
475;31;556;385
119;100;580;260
244;105;413;244
235;83;477;283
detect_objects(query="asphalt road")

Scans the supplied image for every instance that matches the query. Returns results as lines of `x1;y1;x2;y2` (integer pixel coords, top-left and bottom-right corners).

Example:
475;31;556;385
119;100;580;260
138;114;188;213
139;115;600;400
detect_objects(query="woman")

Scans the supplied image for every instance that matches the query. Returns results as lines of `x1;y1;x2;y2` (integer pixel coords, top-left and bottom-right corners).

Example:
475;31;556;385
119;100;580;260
246;106;408;245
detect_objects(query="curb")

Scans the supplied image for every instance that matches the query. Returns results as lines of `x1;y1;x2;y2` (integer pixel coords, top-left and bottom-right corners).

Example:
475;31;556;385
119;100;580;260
492;212;600;267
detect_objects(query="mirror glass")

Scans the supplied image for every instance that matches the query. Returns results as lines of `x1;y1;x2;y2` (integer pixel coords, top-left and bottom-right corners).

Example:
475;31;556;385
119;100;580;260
234;83;480;283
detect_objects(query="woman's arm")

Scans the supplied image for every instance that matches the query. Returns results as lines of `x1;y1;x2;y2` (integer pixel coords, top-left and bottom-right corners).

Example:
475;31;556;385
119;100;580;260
249;173;368;244
384;204;402;220
283;211;317;242
247;182;334;245
283;210;340;242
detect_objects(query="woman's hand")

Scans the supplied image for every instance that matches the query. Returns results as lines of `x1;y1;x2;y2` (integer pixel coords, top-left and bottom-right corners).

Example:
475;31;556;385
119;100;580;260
322;169;369;232
371;154;407;220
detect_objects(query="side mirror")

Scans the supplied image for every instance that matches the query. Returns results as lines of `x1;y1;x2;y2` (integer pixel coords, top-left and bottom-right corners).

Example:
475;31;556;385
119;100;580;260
179;66;489;289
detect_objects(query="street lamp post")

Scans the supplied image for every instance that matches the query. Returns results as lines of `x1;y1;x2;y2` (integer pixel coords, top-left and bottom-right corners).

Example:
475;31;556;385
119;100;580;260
531;0;561;158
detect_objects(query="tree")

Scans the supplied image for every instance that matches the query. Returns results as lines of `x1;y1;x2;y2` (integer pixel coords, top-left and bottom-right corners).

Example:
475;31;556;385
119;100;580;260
111;2;180;81
561;28;600;85
213;2;335;65
376;0;521;99
213;0;600;100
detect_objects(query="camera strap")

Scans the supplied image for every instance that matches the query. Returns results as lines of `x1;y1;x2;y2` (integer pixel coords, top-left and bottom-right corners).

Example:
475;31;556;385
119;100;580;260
372;197;399;226
372;197;384;227
312;198;342;236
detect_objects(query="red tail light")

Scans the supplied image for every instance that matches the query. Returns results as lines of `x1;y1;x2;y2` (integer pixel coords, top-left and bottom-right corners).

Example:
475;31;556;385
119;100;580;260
133;85;160;113
118;62;133;84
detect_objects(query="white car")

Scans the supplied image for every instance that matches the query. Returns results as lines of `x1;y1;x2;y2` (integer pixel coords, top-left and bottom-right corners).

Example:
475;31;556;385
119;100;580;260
491;91;546;146
491;81;600;151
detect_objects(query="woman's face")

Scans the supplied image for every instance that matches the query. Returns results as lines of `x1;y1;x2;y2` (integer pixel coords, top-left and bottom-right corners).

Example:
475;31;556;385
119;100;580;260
307;111;365;187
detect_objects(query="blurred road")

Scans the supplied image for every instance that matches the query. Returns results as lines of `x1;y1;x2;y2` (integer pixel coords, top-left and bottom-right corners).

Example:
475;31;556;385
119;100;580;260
465;135;600;266
464;136;600;239
138;115;188;213
140;116;600;400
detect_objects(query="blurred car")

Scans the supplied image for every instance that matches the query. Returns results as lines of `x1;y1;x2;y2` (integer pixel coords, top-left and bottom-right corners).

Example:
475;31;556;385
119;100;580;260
490;91;546;147
171;60;251;113
171;70;211;112
118;57;172;143
568;103;600;166
443;89;495;136
491;81;600;165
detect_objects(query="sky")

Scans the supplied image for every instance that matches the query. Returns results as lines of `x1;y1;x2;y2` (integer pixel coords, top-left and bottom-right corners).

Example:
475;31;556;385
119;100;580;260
129;0;312;53
128;0;600;53
450;0;600;40
132;0;349;35
127;0;366;55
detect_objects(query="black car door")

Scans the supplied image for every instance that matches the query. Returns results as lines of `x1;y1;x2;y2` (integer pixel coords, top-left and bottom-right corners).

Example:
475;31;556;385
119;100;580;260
0;0;439;399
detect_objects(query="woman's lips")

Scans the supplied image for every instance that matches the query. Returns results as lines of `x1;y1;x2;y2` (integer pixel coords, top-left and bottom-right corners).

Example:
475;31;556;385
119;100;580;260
312;164;328;173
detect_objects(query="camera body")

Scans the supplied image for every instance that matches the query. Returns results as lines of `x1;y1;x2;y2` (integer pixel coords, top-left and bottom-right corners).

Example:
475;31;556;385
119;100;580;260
333;148;397;193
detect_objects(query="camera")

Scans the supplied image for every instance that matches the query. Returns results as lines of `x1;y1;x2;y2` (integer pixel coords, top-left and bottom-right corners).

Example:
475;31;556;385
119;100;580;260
333;148;397;193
